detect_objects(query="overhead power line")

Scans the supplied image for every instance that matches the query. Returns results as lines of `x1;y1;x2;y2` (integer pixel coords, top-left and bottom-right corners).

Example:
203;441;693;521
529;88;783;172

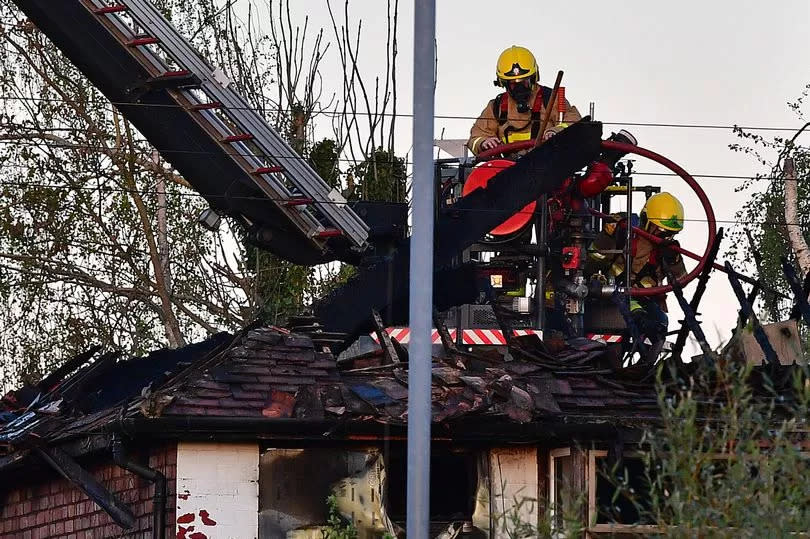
0;177;806;228
0;94;807;133
0;158;798;183
0;140;805;186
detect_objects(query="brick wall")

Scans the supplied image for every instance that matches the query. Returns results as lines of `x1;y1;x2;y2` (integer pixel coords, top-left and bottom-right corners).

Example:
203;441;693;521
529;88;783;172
0;442;177;539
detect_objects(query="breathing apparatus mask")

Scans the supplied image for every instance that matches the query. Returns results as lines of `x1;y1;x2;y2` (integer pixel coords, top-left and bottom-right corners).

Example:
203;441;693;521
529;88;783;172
504;78;533;113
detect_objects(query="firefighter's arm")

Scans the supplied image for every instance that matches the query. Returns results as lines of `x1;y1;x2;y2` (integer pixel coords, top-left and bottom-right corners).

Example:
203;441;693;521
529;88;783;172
542;99;583;138
660;239;687;279
467;101;499;155
587;218;621;271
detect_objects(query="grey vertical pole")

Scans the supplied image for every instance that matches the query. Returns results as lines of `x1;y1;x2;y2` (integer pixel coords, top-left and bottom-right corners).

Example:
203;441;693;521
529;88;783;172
408;1;435;538
625;176;633;297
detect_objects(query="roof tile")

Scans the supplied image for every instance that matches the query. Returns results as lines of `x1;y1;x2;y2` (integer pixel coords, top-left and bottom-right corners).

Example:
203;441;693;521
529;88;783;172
2;326;680;443
253;376;317;386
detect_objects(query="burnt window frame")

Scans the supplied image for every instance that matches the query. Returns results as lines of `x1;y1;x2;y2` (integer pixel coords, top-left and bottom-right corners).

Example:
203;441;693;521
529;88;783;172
548;447;574;537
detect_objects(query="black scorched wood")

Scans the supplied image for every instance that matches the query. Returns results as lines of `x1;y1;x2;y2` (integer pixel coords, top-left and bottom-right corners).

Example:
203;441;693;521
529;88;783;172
781;257;810;326
36;446;136;529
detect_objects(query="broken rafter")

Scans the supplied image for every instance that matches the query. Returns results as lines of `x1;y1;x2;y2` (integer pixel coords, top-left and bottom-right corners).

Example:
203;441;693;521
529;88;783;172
35;446;136;529
725;261;779;368
371;309;400;365
36;345;102;394
670;228;724;362
781;257;810;326
664;261;715;363
432;307;458;355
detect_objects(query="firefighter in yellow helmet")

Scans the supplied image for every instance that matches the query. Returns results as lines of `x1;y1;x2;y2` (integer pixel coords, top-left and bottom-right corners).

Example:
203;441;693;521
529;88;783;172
467;46;582;155
586;192;687;341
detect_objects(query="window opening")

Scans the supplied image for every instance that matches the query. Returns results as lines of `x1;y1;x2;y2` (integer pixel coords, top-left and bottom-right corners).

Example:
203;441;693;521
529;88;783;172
549;447;573;536
386;446;478;536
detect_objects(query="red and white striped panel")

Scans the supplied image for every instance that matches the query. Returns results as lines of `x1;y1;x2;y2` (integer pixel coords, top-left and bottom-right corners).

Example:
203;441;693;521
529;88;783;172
372;328;622;345
586;333;623;343
374;328;457;344
386;327;414;343
461;328;540;345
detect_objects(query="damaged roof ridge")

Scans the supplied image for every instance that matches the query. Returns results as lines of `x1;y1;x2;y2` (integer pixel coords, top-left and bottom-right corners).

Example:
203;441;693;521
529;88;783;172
131;330;245;406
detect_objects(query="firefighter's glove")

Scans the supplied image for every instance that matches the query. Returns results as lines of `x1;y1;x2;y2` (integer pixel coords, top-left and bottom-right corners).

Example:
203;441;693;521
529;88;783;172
631;308;666;339
657;238;681;264
480;137;501;151
578;161;613;198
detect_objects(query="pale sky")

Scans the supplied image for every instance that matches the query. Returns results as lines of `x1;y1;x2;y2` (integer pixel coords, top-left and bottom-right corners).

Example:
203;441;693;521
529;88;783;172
271;0;810;354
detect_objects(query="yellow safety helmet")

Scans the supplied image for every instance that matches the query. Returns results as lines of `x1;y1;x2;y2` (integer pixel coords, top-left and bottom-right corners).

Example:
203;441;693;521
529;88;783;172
641;192;684;232
495;46;538;85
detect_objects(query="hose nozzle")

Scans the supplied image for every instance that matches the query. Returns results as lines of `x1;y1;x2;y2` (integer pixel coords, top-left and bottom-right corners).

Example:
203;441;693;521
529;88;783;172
600;130;638;169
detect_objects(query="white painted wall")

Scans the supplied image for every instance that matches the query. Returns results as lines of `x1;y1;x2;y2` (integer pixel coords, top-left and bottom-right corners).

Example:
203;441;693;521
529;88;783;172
489;447;539;538
176;441;259;539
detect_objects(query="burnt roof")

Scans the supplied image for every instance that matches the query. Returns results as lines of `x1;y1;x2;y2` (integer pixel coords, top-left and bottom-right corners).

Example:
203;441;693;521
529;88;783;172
153;328;661;425
0;325;800;469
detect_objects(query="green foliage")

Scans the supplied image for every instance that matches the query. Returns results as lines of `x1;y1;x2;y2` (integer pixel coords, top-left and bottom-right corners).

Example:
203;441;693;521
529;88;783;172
593;359;810;537
490;487;585;538
0;0;294;387
490;357;810;537
727;83;810;320
350;148;407;202
242;246;314;326
0;0;406;389
322;495;358;539
310;139;342;190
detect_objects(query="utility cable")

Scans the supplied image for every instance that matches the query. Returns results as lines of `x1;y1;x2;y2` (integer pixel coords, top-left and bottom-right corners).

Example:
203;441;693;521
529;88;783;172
0;177;805;228
0;140;807;185
0;93;806;132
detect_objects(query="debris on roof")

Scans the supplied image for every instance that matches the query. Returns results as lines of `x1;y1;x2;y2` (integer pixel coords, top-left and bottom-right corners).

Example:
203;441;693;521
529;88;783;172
1;322;804;468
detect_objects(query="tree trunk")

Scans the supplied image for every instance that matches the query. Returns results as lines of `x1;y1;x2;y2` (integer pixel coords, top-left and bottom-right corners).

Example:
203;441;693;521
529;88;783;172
154;151;172;293
783;157;810;275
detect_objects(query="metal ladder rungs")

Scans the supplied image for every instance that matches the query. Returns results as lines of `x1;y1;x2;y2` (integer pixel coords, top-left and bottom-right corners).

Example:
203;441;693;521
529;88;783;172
222;133;254;143
189;101;223;111
86;0;370;249
155;69;192;79
127;36;160;47
313;229;343;239
94;5;128;15
285;198;314;207
252;166;283;174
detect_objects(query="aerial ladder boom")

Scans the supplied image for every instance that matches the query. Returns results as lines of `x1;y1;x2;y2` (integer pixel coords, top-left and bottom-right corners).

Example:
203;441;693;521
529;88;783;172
10;0;369;264
10;0;611;343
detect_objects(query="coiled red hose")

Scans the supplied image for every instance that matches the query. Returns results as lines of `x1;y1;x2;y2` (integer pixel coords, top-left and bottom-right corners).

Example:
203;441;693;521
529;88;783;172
599;140;716;297
473;139;717;297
